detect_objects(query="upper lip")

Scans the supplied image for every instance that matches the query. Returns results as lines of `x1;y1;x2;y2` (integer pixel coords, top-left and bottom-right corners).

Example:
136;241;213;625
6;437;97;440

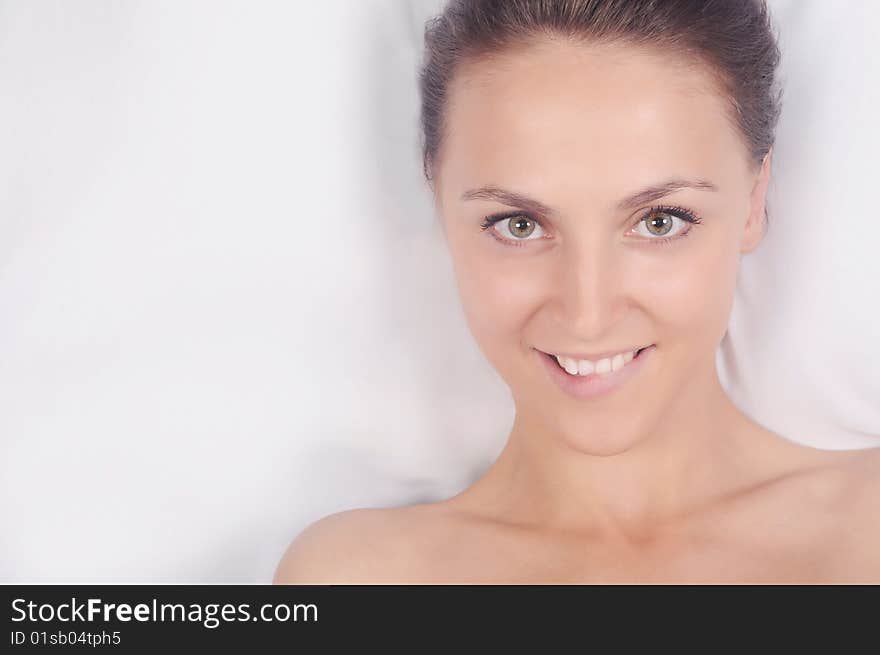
539;345;652;361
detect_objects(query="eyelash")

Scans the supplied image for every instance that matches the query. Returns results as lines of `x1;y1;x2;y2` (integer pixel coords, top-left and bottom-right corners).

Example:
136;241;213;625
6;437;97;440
478;204;704;248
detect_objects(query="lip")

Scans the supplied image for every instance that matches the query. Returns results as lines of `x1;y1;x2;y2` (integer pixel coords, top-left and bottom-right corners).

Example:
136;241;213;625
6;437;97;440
536;344;655;400
545;346;650;361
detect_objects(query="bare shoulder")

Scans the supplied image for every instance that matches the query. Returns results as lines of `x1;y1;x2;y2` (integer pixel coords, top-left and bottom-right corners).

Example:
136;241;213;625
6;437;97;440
818;445;880;501
839;446;880;520
272;504;445;584
805;445;880;580
784;444;880;507
273;507;404;584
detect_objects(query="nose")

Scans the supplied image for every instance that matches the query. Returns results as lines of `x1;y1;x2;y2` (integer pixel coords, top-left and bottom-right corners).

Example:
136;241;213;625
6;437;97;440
550;239;625;339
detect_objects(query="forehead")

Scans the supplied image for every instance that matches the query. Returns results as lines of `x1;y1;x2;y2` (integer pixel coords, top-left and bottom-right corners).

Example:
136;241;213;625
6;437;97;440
440;38;745;204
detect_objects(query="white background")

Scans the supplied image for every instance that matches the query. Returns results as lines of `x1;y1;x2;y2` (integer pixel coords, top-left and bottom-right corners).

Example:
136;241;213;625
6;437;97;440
1;0;877;583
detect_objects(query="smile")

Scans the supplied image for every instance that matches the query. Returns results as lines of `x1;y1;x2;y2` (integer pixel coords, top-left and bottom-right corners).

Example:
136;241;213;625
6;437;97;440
536;345;655;400
549;346;650;377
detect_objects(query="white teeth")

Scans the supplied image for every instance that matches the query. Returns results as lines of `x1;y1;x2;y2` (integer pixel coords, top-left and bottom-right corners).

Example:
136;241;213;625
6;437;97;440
560;356;579;375
594;358;612;375
554;349;640;377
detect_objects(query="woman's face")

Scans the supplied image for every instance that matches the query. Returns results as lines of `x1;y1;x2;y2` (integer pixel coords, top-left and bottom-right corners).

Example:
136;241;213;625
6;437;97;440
434;38;771;455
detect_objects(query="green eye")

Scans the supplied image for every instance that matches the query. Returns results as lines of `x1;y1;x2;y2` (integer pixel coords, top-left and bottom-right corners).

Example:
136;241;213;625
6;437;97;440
507;215;538;239
479;205;703;248
480;213;547;245
634;206;703;243
645;213;674;236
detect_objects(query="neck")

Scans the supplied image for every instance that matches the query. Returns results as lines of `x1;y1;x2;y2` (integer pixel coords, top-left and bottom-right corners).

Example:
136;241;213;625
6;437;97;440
462;357;792;541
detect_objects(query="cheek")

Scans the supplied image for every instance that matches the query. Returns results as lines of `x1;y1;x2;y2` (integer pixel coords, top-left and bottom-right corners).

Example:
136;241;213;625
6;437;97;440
446;237;538;364
457;254;535;344
638;233;740;349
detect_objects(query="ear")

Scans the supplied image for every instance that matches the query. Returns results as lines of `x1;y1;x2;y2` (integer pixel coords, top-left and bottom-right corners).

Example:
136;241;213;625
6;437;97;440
431;184;449;244
741;147;773;254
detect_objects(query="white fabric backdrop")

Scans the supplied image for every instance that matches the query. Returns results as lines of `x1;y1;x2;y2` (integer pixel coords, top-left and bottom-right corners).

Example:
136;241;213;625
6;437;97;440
0;0;876;583
718;0;880;450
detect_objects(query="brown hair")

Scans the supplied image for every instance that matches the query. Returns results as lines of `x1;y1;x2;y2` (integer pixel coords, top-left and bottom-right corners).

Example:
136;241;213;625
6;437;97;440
418;0;783;192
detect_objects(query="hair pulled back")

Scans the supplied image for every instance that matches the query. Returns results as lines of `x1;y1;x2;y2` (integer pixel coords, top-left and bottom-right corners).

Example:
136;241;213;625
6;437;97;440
418;0;783;187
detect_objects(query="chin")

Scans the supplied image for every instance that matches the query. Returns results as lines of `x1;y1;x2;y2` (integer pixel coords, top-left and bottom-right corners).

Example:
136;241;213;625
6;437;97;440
547;409;650;457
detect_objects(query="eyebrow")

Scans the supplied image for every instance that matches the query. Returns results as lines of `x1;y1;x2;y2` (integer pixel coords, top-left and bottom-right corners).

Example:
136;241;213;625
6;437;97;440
460;178;719;215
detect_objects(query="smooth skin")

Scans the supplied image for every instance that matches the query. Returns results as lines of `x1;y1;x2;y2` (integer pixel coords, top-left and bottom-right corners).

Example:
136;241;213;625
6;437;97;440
275;38;880;583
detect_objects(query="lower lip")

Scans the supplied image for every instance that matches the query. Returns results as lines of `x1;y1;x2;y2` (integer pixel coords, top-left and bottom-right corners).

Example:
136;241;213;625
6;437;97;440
536;345;655;400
